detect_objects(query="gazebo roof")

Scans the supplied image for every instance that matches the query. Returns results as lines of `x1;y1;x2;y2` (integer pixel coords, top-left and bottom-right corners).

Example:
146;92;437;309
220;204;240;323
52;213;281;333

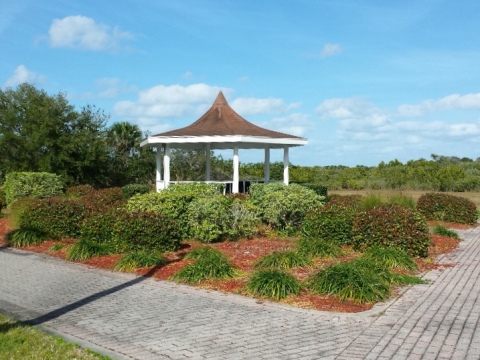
140;91;307;150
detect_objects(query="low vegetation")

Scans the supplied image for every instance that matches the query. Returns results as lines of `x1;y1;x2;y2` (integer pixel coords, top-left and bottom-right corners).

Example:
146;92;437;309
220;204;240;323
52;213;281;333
245;269;301;300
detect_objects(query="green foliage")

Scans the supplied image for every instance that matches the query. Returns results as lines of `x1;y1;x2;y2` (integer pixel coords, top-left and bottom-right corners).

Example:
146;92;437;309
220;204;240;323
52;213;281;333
4;172;64;206
417;192;478;224
245;269;301;300
254;250;312;269
358;194;384;210
65;184;95;198
114;251;167;272
121;184;151;199
387;194;416;210
7;197;37;228
184;246;221;260
0;186;6;212
19;198;88;239
249;183;325;235
228;198;261;240
79;187;126;215
361;247;418;271
305;259;392;304
352;205;431;258
298;183;328;197
49;243;66;252
171;248;235;284
79;210;119;245
431;224;460;239
66;239;115;261
297;237;344;258
390;273;426;286
302;195;361;245
6;228;49;247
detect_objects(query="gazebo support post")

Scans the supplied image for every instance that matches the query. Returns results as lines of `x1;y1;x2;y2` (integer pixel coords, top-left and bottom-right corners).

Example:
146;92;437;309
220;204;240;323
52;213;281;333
164;144;171;189
205;144;211;182
233;146;239;193
283;145;289;185
264;146;270;183
156;145;163;192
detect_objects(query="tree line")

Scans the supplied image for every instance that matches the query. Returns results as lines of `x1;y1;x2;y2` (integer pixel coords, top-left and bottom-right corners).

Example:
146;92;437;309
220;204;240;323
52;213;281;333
1;83;479;192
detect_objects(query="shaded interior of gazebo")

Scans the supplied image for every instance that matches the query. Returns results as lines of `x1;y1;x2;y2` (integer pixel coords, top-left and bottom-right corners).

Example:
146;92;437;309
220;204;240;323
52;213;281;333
140;91;308;193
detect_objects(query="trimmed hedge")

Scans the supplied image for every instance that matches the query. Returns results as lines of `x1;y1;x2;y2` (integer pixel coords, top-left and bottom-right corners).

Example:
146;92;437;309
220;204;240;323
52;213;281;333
302;195;362;245
4;172;64;206
121;184;151;199
416;192;478;224
65;184;95;198
352;204;431;257
19;198;88;239
79;187;126;215
298;183;328;198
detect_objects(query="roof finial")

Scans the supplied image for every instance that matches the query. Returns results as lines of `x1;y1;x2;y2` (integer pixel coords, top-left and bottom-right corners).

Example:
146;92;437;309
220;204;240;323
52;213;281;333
214;91;228;105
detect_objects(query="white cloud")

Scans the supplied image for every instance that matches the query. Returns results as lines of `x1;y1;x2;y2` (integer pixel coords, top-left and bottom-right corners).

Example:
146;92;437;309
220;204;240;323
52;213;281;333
230;97;300;115
397;93;480;117
3;65;46;88
48;16;133;51
304;43;342;59
95;78;137;98
261;113;311;137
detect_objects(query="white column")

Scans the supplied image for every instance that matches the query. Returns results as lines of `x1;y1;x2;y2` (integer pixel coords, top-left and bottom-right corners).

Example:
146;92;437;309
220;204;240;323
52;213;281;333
156;145;162;192
283;145;289;185
233;146;239;193
205;144;211;182
164;144;171;189
264;146;270;183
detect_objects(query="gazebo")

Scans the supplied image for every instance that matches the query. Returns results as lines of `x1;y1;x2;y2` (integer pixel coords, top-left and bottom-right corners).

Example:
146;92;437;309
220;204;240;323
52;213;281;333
140;91;308;193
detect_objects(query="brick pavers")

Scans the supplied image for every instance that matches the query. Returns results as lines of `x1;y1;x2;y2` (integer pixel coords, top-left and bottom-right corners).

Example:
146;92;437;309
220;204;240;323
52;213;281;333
1;226;479;359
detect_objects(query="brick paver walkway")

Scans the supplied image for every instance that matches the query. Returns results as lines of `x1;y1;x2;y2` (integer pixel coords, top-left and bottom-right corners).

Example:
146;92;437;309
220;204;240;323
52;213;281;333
1;226;479;359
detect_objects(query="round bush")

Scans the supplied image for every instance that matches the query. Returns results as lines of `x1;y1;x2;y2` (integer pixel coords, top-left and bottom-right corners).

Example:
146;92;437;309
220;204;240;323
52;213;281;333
79;187;126;215
352;204;431;258
65;184;95;198
245;269;301;300
121;184;151;199
416;192;478;224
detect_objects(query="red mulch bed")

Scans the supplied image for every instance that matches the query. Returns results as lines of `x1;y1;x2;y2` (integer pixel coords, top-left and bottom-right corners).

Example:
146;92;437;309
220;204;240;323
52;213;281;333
0;217;474;313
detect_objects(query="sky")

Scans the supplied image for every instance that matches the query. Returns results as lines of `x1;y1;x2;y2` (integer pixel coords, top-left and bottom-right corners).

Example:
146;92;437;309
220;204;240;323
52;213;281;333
2;0;480;167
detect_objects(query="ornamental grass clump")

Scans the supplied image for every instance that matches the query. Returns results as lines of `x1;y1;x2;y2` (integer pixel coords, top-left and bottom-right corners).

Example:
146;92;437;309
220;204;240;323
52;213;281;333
297;237;344;258
362;247;418;272
114;251;167;272
245;269;301;300
416;192;478;224
254;250;312;270
305;259;392;304
66;239;115;261
171;248;235;284
431;224;460;239
6;228;49;247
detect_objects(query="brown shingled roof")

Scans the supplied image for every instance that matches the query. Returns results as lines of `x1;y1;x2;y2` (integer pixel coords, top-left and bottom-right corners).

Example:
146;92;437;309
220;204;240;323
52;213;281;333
153;91;302;139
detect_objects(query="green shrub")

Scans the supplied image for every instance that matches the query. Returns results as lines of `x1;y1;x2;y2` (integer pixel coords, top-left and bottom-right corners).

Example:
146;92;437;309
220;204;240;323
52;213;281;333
228;198;261;240
298;183;328;198
359;194;384;210
121;184;151;199
387;194;416;210
171;248;235;284
184;246;222;260
19;198;88;239
79;210;119;245
65;185;95;198
249;183;325;235
245;269;301;300
361;247;418;271
50;243;66;252
416;193;478;224
66;239;115;261
297;237;344;258
6;228;49;247
0;187;6;213
431;224;460;239
4;172;64;206
305;259;392;304
114;251;167;272
302;196;361;245
8;197;38;228
254;250;312;270
352;204;431;258
79;187;125;215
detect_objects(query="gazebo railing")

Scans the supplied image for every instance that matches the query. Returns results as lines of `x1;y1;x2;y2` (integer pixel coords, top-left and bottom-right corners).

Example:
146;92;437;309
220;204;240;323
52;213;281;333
156;179;283;194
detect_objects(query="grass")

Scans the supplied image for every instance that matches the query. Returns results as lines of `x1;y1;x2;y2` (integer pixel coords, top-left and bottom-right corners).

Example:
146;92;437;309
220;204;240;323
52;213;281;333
6;228;49;247
114;251;167;272
66;240;115;261
431;224;460;239
50;243;66;252
362;247;418;271
297;237;344;258
245;269;301;300
0;313;109;359
254;250;312;269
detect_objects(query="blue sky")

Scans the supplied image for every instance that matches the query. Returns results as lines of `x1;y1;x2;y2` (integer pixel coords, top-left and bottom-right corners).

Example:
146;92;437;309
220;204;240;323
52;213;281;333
2;0;480;166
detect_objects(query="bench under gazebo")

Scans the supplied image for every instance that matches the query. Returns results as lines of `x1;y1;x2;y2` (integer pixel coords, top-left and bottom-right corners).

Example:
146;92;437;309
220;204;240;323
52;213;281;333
140;91;308;193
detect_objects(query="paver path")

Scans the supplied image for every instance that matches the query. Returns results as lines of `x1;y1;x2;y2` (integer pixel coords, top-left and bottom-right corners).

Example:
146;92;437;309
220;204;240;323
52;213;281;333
1;226;479;359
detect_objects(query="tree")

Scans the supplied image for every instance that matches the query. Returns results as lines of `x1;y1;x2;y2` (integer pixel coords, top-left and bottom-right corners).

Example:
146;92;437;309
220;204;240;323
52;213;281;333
0;83;110;186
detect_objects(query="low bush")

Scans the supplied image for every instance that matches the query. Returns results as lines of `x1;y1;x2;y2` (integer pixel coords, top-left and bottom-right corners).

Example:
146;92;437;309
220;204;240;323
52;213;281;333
431;224;460;239
79;210;119;245
171;248;235;284
6;228;49;247
298;183;328;198
302;195;361;245
79;187;125;215
228;198;261;240
305;259;392;304
387;194;416;210
297;237;344;258
121;184;151;199
114;251;167;272
8;197;38;228
65;185;95;198
245;269;301;300
19;198;88;239
361;247;418;271
254;250;312;270
4;172;64;206
352;205;431;257
249;183;325;235
66;239;115;261
0;187;6;213
416;193;478;224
